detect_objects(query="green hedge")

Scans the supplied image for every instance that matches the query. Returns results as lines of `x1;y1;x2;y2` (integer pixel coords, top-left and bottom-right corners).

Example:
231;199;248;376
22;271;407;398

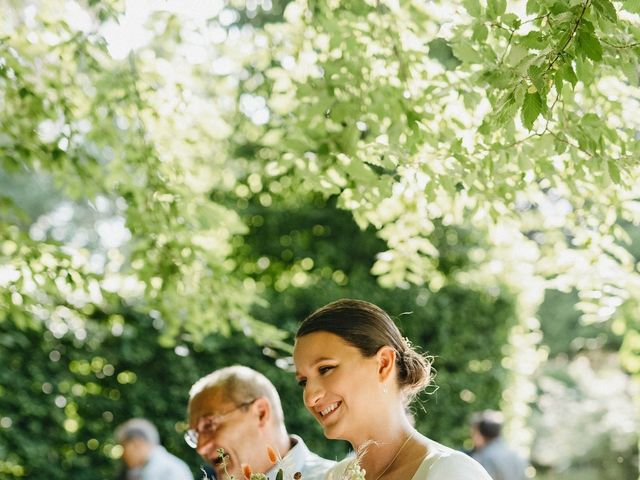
0;200;516;478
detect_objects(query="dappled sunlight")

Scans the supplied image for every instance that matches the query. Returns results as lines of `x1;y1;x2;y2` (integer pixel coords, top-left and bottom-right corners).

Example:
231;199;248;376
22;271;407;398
1;0;639;478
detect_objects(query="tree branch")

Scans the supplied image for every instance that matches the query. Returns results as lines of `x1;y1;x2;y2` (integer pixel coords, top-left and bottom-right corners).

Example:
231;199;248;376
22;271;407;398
601;38;640;49
547;128;594;158
499;29;516;65
521;13;551;26
546;0;591;73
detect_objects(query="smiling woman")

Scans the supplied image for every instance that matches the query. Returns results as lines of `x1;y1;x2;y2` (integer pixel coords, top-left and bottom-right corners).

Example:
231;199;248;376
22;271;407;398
293;299;492;480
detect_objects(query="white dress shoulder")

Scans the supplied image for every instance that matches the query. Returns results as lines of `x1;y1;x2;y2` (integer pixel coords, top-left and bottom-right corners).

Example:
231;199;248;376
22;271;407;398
411;438;491;480
324;438;491;480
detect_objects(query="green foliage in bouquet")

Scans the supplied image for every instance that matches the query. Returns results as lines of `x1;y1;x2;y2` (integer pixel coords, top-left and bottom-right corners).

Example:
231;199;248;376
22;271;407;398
213;446;301;480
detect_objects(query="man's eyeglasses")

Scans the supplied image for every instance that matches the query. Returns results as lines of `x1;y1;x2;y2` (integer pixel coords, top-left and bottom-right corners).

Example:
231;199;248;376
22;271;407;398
184;399;257;448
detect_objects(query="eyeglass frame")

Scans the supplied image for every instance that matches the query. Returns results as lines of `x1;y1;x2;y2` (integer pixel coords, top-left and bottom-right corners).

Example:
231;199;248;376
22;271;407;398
184;398;257;448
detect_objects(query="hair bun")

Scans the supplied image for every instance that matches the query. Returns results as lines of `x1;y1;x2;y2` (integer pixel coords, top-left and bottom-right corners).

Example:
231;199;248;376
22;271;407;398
397;347;433;403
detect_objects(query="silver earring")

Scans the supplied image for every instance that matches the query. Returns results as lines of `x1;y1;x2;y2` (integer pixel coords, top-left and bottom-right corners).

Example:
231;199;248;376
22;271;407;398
382;384;388;395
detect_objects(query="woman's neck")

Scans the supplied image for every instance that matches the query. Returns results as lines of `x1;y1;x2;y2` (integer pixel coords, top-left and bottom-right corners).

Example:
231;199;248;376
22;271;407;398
352;420;417;480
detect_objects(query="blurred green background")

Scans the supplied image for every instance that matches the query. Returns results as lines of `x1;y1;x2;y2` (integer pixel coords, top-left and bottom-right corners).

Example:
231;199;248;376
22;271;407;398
1;0;639;479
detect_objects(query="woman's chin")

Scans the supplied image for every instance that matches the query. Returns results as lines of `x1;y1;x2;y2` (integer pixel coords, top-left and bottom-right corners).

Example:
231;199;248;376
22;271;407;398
322;423;347;441
324;430;339;440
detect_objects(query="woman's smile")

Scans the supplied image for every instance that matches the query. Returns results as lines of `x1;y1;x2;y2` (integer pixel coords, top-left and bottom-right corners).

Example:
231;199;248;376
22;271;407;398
319;401;341;418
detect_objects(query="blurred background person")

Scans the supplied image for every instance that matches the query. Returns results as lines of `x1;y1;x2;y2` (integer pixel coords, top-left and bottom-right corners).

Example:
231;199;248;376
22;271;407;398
470;410;527;480
115;418;194;480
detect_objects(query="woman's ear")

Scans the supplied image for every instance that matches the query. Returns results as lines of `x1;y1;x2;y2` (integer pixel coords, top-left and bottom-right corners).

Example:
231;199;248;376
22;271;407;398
253;397;271;427
376;346;397;382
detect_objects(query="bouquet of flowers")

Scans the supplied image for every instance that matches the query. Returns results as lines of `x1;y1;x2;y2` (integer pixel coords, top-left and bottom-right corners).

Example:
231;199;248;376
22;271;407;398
209;443;369;480
210;446;302;480
337;441;369;480
339;459;366;480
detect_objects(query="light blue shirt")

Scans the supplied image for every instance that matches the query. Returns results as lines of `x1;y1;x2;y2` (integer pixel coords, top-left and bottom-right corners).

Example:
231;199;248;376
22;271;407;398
265;435;335;480
127;445;193;480
471;439;527;480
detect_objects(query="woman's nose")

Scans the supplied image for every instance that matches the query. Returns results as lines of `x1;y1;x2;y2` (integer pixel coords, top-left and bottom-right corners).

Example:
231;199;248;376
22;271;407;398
303;380;324;410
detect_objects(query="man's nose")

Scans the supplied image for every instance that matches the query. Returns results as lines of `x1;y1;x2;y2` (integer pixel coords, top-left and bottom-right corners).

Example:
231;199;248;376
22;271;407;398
196;433;217;459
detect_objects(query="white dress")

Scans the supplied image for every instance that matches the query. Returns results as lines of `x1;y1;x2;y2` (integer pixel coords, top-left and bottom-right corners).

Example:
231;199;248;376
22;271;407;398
325;438;492;480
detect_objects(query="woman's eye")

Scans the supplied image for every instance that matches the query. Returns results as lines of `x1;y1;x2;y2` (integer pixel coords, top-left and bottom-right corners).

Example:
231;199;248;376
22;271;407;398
297;379;307;387
319;365;334;375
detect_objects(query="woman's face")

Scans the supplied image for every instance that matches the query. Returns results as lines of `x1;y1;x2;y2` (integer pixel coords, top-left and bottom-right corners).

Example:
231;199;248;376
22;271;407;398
293;331;383;443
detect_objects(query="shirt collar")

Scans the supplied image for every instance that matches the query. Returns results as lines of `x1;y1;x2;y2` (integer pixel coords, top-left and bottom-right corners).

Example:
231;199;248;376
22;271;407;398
265;435;308;480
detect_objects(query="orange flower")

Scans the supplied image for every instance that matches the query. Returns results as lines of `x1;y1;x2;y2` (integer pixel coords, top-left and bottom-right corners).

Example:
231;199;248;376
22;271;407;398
267;445;279;465
242;463;253;479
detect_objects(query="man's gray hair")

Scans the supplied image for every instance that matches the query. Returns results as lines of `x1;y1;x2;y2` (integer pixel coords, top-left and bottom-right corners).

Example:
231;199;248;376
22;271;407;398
115;418;160;445
189;365;284;424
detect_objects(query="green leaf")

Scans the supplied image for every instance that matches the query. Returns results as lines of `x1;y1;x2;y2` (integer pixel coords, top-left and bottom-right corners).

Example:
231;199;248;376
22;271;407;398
575;57;594;85
526;0;540;14
622;61;639;86
608;160;621;184
487;0;507;18
472;22;489;42
554;69;564;94
505;45;529;67
494;84;525;125
581;113;602;131
528;64;546;93
428;38;462;69
593;0;618;21
580;19;596;34
502;13;521;29
521;91;544;130
519;31;546;49
622;0;640;13
462;0;482;17
553;132;569;154
561;62;578;87
576;29;603;62
550;1;570;15
451;42;480;64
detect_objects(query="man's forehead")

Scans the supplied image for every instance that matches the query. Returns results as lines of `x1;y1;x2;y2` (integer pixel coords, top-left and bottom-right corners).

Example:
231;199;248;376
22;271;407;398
189;388;232;420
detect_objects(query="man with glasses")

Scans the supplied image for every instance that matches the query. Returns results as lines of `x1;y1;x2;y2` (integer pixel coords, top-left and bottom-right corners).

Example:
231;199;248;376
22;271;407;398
186;365;335;480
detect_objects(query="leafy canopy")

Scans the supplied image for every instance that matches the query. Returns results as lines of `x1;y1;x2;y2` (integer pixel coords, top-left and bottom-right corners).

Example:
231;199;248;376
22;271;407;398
1;0;639;368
